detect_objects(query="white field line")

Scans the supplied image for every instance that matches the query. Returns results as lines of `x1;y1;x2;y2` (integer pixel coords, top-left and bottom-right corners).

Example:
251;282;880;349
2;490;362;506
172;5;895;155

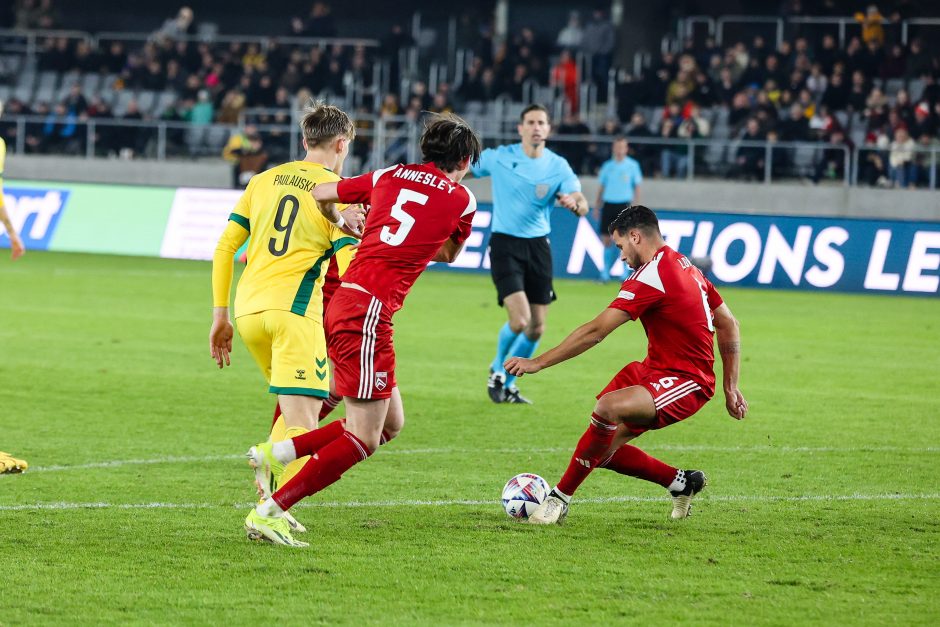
0;493;938;512
13;444;939;475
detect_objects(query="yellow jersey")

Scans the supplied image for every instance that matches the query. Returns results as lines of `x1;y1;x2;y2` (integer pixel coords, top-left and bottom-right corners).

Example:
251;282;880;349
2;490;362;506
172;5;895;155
212;160;358;322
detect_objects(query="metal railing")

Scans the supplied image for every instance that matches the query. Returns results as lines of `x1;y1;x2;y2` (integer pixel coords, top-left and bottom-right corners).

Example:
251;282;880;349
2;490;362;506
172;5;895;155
678;14;932;47
0;27;380;56
9;113;934;189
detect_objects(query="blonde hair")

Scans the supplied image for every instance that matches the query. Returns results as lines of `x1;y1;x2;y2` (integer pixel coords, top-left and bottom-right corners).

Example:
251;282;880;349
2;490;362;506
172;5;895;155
299;100;355;148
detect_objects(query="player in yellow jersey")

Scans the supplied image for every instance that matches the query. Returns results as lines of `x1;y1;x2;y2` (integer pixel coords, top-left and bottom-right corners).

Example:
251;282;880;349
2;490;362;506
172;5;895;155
1;100;28;474
0;100;26;261
209;102;364;540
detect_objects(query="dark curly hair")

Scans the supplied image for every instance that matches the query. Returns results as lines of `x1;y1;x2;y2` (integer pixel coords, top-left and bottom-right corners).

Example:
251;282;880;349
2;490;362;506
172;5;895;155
420;113;482;172
608;205;661;236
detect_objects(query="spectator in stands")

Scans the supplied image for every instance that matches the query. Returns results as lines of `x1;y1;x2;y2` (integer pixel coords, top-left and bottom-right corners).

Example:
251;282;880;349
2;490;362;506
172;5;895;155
659;117;687;179
714;67;737;106
623;111;655;174
912;132;937;186
817;34;840;75
847;70;869;111
855;5;885;46
554;112;591;174
556;11;583;51
806;63;828;102
813;129;850;183
551;49;579;114
909;101;935;139
154;6;196;41
235;129;268;188
888;126;916;187
880;44;906;79
582;9;615;95
821;71;849;111
62;83;87;116
381;23;414;87
732;118;766;181
304;2;337;37
40;102;78;154
905;39;934;79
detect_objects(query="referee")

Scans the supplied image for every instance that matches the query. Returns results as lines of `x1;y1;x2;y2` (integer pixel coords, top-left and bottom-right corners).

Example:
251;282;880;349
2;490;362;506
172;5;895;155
472;104;588;404
594;136;642;282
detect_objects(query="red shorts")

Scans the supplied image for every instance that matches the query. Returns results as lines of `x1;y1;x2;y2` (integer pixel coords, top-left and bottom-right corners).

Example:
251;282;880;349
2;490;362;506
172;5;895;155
597;362;712;436
325;287;396;400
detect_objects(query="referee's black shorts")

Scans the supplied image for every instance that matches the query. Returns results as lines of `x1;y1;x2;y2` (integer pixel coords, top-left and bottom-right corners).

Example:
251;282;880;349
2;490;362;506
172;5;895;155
598;201;630;235
488;232;557;307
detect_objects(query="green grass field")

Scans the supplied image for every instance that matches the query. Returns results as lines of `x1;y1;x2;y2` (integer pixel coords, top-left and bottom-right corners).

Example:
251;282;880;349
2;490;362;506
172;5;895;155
1;250;938;625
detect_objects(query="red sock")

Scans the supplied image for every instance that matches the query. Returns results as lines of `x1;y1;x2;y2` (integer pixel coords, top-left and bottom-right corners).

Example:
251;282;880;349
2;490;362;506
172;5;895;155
271;402;282;428
290;419;346;457
556;413;618;497
318;393;342;422
598;444;677;488
273;430;371;509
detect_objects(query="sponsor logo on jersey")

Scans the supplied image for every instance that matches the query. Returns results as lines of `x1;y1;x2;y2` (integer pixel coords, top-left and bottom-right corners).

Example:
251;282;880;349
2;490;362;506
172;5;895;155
295;369;306;380
618;290;636;300
1;188;69;250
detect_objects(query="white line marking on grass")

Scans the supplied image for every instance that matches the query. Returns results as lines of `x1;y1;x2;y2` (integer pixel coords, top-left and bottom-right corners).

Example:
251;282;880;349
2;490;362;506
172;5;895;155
28;454;243;472
17;445;939;474
1;493;938;512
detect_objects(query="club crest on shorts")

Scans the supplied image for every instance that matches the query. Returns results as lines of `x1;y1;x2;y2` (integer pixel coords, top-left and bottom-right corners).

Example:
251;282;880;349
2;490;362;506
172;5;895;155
534;184;549;199
374;371;388;391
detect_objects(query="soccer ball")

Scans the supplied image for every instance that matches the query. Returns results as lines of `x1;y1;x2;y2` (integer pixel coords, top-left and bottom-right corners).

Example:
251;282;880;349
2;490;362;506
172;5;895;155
501;473;549;519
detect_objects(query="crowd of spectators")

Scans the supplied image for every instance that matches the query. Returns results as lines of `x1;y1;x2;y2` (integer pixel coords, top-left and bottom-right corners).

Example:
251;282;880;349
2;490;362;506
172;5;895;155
2;1;940;187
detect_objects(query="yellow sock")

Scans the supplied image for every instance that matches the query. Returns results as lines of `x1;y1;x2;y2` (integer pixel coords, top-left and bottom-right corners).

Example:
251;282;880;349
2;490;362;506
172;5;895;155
269;415;287;443
278;426;310;488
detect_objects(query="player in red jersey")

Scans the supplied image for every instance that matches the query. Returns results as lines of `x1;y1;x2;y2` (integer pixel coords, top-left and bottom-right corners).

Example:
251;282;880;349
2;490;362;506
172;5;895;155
243;114;482;546
505;205;747;524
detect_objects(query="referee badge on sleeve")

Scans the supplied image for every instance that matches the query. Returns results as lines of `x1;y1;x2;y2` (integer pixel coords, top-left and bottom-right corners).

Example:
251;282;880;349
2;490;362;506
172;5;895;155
534;184;549;199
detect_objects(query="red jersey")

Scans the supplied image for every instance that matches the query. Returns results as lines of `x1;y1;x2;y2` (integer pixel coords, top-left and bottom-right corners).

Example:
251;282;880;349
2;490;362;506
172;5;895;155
335;163;476;313
608;245;724;395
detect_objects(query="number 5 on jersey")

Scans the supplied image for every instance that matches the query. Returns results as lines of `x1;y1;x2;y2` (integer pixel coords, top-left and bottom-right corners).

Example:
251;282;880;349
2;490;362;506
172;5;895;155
381;189;428;246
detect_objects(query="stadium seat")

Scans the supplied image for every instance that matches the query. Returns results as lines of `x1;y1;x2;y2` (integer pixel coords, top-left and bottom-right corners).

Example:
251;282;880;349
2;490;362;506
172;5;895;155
81;73;100;95
884;78;905;97
113;90;136;116
137;90;157;115
908;78;925;102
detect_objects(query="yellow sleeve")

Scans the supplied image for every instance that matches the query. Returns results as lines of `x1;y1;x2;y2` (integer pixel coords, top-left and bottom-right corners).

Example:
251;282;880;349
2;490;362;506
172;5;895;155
212;221;249;307
333;240;357;276
212;182;252;307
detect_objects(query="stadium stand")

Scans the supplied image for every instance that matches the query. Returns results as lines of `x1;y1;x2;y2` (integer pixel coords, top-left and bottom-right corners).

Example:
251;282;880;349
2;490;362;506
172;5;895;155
1;0;939;188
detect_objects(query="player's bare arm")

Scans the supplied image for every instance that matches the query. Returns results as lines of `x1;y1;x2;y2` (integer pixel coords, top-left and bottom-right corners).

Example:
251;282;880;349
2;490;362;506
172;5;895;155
505;307;631;376
0;204;24;260
209;307;234;369
557;191;589;217
432;237;466;263
713;302;748;420
633;186;641;205
311;182;365;237
210;218;249;369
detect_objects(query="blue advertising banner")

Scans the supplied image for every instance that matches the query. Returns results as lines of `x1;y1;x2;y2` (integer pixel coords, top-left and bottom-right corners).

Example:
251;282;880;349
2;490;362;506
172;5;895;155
435;204;940;296
0;186;69;251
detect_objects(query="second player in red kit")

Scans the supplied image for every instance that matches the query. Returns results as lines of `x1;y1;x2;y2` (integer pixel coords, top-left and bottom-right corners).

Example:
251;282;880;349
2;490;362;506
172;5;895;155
505;205;748;525
244;114;483;545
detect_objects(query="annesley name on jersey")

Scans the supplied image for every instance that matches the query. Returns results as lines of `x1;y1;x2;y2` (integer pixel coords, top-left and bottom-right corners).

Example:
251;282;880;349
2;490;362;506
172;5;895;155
391;167;459;194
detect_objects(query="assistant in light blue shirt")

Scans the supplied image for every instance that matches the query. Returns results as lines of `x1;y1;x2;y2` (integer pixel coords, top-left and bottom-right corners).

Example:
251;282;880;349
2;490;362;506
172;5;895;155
471;143;581;238
598;155;643;204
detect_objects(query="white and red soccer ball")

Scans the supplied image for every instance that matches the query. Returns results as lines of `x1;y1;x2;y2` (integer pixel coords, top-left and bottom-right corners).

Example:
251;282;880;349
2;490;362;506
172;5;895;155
501;473;549;519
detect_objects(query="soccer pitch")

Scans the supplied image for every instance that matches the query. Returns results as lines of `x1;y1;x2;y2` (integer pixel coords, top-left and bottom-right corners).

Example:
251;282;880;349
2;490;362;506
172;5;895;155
1;251;938;625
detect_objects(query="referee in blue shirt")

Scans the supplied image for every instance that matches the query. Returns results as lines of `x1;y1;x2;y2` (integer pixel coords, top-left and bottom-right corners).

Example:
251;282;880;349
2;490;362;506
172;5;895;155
594;136;642;282
472;104;589;404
